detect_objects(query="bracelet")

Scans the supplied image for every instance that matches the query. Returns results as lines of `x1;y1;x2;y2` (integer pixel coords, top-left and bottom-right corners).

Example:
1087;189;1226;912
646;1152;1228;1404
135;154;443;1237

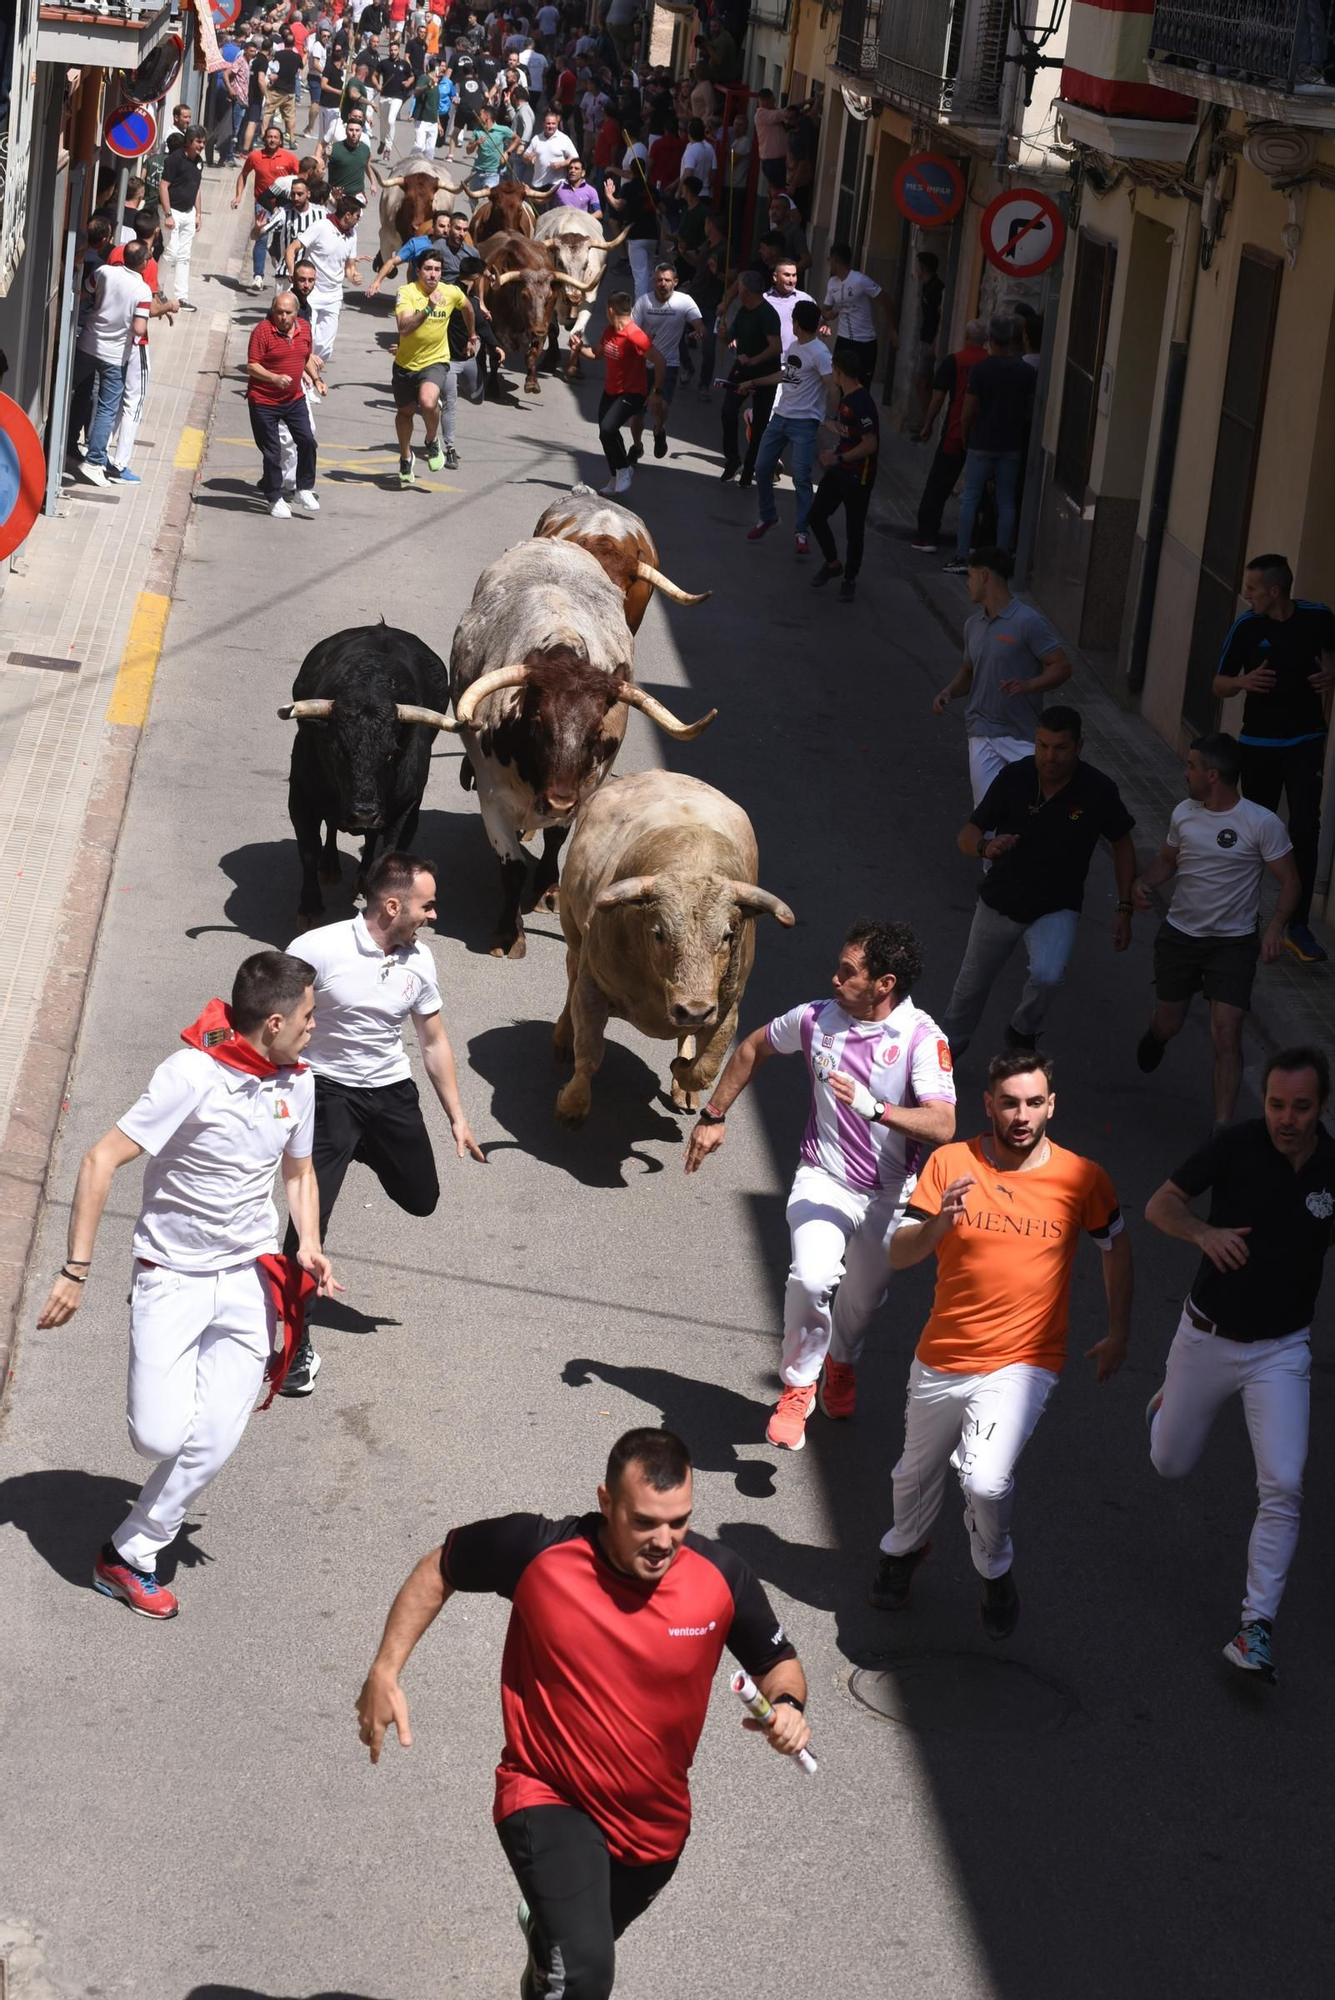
65;1257;91;1266
1116;901;1134;913
771;1692;805;1714
696;1105;726;1125
59;1267;88;1284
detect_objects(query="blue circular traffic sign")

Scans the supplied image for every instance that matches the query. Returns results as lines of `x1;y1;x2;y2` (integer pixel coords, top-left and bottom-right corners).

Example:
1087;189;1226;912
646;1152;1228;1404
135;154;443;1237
104;102;158;159
893;153;966;227
0;393;46;562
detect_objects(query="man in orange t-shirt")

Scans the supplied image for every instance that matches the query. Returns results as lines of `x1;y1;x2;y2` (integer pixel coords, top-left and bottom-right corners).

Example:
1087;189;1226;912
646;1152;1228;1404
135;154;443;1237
870;1050;1131;1639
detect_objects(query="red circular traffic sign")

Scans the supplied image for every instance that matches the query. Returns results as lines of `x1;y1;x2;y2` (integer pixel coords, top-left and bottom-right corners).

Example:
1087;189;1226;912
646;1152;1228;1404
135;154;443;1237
980;188;1065;275
893;153;965;228
211;0;243;28
104;102;159;159
0;393;46;563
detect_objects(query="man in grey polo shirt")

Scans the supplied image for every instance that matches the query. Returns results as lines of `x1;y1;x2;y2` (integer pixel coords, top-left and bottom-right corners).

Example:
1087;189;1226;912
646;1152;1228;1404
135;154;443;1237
932;545;1073;803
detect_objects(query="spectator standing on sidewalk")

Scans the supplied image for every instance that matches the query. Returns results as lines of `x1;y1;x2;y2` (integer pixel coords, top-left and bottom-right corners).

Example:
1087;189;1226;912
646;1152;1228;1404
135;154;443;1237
1133;733;1300;1126
157;125;205;311
753;87;788;190
808;350;879;604
1213;553;1335;966
910;249;944;434
911;317;987;555
73;243;176;489
246;290;321;518
820;241;894;386
106;219;175;484
932;547;1072;804
745;298;833;558
947;315;1035;571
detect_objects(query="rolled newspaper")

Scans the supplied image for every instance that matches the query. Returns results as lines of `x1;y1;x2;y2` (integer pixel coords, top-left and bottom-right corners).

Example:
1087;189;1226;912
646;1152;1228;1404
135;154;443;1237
731;1670;818;1776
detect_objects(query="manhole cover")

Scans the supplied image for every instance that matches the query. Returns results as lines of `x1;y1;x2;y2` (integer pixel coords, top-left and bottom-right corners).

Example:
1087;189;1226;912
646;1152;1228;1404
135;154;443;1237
849;1651;1079;1735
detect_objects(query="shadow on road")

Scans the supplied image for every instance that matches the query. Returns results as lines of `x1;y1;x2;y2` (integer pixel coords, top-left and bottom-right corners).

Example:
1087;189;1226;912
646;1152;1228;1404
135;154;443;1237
468;1018;682;1187
561;1359;777;1497
0;1470;210;1587
187;1989;386;1999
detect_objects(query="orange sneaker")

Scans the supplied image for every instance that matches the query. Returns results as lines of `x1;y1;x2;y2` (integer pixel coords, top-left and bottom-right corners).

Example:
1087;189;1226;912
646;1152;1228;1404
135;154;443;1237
767;1383;817;1451
817;1361;857;1420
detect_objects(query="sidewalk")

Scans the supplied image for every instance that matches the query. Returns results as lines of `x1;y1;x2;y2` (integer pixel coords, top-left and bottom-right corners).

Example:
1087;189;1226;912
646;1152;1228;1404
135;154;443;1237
0;172;250;1397
867;424;1335;1056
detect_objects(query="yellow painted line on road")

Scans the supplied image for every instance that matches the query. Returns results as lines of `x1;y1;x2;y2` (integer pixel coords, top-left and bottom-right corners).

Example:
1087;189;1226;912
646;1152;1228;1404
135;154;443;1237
106;593;170;728
175;426;205;469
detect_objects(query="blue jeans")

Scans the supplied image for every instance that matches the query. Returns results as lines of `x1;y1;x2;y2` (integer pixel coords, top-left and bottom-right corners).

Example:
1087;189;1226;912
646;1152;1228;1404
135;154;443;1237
942;902;1080;1052
956;447;1022;557
82;356;128;467
252;227;269;280
755;414;819;531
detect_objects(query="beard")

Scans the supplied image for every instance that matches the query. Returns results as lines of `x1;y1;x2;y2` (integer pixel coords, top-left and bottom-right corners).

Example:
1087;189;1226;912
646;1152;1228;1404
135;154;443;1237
994;1113;1047;1155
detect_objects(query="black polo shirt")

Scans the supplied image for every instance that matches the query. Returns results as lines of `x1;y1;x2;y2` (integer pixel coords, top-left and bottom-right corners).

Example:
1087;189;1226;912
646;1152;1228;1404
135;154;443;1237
975;756;1135;925
1171;1120;1335;1338
1215;601;1335;745
162;148;203;212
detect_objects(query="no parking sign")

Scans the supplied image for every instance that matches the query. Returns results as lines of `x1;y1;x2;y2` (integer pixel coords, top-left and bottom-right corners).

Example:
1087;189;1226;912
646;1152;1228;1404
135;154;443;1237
893;153;966;228
980;188;1066;276
104;102;159;159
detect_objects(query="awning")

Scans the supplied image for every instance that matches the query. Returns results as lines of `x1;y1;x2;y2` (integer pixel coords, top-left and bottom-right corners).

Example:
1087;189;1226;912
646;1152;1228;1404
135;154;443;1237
36;0;175;69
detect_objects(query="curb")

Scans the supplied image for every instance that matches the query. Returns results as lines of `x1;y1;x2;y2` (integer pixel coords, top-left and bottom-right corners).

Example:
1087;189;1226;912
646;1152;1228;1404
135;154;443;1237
0;317;231;1414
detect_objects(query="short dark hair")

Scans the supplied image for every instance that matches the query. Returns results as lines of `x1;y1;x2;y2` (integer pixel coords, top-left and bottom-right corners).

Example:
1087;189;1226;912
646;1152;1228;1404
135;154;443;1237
682;173;703;195
917;249;939;274
605;1427;692;1494
844;919;923;992
1189;731;1241;784
122;240;148;271
231;950;316;1032
654;257;676;275
364;849;437;906
292;256;318;279
829;239;853;263
1038;705;1082;743
1263;1045;1331;1103
759;229;785;252
792;299;820;333
1245;552;1293;593
332;194;362;220
989;313;1016;348
968;545;1014;580
986;1049;1055;1091
87;216;113;246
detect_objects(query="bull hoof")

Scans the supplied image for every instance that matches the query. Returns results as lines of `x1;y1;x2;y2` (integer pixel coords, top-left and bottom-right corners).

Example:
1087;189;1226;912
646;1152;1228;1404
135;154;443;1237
670;1080;701;1114
566;363;583;382
534;882;560;914
490;934;527;960
555;1082;590;1127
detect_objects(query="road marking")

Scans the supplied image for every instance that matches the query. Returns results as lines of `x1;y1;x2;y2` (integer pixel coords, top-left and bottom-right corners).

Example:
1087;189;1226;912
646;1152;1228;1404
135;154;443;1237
174;426;205;469
106;592;170;727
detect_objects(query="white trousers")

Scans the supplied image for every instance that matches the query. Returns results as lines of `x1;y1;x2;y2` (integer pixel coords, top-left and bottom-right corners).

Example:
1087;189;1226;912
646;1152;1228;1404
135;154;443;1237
161;207;198;303
628;237;658;300
967;732;1035;809
882;1357;1058;1579
310;304;340;363
115;1262;275;1570
781;1163;906;1387
279;376;319;487
109;344;149;472
1149;1309;1310;1624
379;95;405;146
414;120;438;157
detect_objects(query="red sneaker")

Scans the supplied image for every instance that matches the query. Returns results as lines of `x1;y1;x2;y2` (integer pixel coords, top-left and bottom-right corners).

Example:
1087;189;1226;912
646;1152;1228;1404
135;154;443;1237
747;519;776;542
93;1544;179;1619
817;1360;857;1420
766;1383;817;1451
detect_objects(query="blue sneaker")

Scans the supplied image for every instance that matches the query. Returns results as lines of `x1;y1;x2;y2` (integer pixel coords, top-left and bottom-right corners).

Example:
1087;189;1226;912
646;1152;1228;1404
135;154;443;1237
1284;922;1328;964
1223;1619;1276;1683
110;467;142;484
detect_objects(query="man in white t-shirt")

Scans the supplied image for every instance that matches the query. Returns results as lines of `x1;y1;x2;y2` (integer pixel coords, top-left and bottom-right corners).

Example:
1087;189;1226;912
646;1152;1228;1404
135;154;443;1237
685;920;955;1451
678;117;715;196
72;243;168;487
283;850;483;1393
821;239;895;384
290;194;363;360
631;258;702;458
524;108;579;187
1133;732;1300;1123
744;296;832;555
521;41;548;99
34;952;336;1620
763;257;815;347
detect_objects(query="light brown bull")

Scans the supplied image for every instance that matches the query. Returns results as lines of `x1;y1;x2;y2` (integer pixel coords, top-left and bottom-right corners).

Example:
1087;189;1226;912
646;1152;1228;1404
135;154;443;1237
533;487;710;633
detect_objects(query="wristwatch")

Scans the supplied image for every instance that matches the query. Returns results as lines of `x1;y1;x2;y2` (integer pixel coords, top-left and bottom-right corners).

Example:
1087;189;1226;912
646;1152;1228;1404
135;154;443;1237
871;1098;886;1123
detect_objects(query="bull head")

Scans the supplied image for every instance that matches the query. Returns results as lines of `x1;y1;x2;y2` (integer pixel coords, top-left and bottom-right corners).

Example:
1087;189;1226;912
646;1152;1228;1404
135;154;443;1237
278;700;461;731
595;877;796;926
454;664;716;739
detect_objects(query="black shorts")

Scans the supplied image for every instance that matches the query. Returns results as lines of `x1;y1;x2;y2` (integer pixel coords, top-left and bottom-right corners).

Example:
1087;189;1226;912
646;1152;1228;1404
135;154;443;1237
1153;920;1259;1009
391;361;448;406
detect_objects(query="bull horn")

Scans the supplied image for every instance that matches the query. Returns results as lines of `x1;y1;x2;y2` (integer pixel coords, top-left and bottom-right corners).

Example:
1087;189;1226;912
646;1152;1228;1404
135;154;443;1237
551;271;599;296
528;184;559;202
600;224;632;249
278;699;334;720
730;883;796;927
395;703;462;732
615;684;717;741
454;662;533;725
595;875;658;910
635;561;711;607
490;268;527;289
432;176;469;194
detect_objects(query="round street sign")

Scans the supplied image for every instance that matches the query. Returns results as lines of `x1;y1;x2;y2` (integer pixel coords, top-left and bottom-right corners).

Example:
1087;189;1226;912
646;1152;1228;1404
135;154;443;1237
980;188;1066;275
893;153;966;228
211;0;244;29
104;101;158;160
119;31;185;105
0;393;46;563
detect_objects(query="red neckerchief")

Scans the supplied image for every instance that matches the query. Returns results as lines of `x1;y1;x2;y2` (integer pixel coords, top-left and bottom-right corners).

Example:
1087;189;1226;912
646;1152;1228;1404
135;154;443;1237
254;1254;319;1409
179;997;307;1079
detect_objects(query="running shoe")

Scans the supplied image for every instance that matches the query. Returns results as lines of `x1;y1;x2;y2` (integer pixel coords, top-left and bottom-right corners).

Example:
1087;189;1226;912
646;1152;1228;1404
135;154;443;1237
980;1569;1020;1641
766;1382;816;1450
426;442;445;472
747;519;776;542
1145;1382;1165;1431
839;579;857;604
867;1542;931;1611
111;467;142;484
444;445;459;469
93;1544;179;1619
280;1339;322;1396
628;441;644;464
1223;1619;1276;1683
737;469;753;488
817;1359;857;1420
942;557;969;575
1284;922;1329;964
613;467;633;495
294;489;319;512
399;458;416;487
653;430;667;459
719;459;740;482
811;561;842;589
270;497;292;518
794;532;809;557
77;462;110;487
248;274;265;292
910;539;938;552
1136;1026;1166;1073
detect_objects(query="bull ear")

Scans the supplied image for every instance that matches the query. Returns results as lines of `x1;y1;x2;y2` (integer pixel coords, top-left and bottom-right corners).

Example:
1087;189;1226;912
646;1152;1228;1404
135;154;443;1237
730;883;796;927
595;875;658;911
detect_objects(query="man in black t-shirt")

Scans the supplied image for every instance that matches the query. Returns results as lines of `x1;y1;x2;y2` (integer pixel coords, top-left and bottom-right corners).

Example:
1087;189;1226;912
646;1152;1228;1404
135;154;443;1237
356;1429;810;2000
718;269;781;484
1146;1046;1335;1685
948;313;1036;569
1213;552;1335;966
266;30;303;140
158;126;206;309
941;705;1136;1054
807;351;879;604
376;43;416;156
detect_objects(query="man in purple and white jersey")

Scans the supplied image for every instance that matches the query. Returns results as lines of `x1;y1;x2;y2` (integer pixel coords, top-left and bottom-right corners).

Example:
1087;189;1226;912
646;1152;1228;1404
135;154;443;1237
685;920;956;1452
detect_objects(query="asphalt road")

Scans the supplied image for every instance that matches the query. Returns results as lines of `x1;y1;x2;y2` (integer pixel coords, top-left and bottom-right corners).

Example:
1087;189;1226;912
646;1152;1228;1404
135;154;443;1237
2;183;1332;2000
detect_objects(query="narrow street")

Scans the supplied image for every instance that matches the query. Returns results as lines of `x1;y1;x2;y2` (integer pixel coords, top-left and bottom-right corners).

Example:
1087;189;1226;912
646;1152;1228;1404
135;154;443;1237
2;175;1333;2000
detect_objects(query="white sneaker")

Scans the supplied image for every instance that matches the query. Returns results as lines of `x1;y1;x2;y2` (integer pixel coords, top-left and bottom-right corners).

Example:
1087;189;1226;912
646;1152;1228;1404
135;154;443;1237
599;475;620;496
270;497;292;518
248;274;265;292
294;488;319;512
77;462;110;487
613;467;633;495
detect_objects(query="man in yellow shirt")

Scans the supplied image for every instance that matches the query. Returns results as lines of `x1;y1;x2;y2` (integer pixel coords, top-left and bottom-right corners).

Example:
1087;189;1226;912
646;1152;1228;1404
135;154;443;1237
393;248;473;486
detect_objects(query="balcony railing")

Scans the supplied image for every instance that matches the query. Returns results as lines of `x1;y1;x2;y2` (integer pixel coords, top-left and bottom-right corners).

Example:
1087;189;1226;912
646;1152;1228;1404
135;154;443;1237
836;0;881;79
1149;0;1333;91
877;0;1012;126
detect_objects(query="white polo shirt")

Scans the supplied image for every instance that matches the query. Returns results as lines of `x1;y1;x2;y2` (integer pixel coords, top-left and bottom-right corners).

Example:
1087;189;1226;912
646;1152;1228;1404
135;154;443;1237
119;1052;315;1272
290;913;442;1088
823;269;881;343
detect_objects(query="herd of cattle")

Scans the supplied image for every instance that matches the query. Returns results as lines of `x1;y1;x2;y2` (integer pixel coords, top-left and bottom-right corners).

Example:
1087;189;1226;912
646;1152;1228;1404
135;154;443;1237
378;168;629;394
279;487;795;1124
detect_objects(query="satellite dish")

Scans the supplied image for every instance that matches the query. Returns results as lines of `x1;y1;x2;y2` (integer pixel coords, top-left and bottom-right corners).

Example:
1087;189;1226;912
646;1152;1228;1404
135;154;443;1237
119;32;185;106
840;84;873;122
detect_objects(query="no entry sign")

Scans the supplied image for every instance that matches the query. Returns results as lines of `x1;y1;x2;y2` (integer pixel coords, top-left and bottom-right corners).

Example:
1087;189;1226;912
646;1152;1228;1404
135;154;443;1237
893;153;965;228
980;188;1066;275
104;102;159;159
0;393;46;562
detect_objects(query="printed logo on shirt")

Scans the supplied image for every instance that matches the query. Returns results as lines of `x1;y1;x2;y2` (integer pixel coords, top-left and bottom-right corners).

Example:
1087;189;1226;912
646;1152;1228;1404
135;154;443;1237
1217;828;1239;848
668;1621;717;1637
1067;807;1084;821
272;1097;291;1120
771;1624;786;1647
936;1039;953;1073
821;1034;834;1048
1306;1189;1333;1219
812;1049;835;1076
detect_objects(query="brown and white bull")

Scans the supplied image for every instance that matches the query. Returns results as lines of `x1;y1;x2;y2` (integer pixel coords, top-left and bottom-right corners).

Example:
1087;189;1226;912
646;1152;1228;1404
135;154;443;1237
450;540;717;957
533;486;710;634
479;230;586;393
377;167;458;263
552;770;795;1125
467;175;553;241
533;208;629;375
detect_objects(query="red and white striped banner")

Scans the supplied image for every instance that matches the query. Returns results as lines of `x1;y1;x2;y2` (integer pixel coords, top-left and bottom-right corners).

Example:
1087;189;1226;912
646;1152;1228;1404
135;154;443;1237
1061;0;1196;121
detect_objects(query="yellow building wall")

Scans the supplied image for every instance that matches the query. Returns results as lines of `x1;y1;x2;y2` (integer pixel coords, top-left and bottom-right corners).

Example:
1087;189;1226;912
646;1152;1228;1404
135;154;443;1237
788;0;837;97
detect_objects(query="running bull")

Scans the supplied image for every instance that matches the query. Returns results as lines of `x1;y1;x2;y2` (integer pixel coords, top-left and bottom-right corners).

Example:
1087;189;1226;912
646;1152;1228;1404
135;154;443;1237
533;485;710;634
478;230;588;394
534;208;629;376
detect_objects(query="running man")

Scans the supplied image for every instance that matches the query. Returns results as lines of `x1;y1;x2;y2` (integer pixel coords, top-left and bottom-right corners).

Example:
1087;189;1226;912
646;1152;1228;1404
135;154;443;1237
569;291;666;498
390;247;473;484
282;851;482;1393
1145;1044;1335;1684
355;1428;810;2000
630;258;701;459
34;953;337;1620
870;1051;1130;1638
808;349;879;603
684;921;956;1452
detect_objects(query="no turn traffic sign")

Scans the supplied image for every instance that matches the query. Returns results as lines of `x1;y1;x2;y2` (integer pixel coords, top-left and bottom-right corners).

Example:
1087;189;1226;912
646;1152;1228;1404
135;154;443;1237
104;102;159;160
0;393;46;562
893;153;965;228
980;188;1065;275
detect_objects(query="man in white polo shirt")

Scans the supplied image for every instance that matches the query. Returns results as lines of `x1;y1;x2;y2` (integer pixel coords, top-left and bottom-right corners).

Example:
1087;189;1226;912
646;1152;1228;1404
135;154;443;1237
820;239;895;387
631;258;702;460
283;849;483;1393
524;108;578;189
35;951;336;1621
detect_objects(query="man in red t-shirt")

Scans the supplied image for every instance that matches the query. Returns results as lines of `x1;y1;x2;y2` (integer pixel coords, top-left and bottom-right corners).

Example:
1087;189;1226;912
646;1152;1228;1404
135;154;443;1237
912;315;988;553
231;125;301;290
357;1429;809;2000
568;290;666;498
246;291;320;516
